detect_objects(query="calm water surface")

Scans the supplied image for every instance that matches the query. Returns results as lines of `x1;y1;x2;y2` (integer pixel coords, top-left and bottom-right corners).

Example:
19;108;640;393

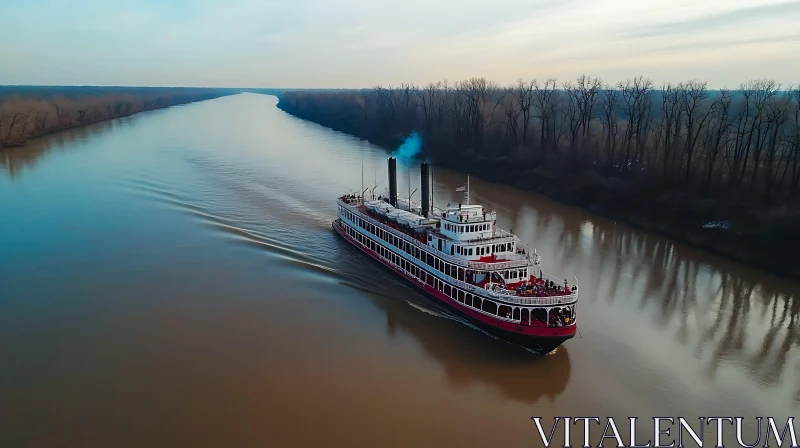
1;94;798;447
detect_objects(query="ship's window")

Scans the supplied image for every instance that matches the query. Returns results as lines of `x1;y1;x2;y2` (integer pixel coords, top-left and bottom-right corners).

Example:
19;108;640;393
458;268;464;281
482;300;497;315
457;290;464;301
498;305;511;319
521;308;529;324
465;294;472;306
426;273;433;286
444;284;451;296
532;308;546;324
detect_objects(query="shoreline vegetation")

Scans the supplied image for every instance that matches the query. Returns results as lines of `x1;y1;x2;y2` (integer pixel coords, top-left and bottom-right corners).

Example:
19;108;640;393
0;86;241;148
276;77;800;280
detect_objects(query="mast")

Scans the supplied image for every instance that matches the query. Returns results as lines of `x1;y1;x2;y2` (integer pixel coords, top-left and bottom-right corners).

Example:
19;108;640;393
408;165;411;211
361;159;364;204
466;174;470;205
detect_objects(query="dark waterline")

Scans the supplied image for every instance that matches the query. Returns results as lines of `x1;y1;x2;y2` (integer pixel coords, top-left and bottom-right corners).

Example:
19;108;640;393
1;93;798;447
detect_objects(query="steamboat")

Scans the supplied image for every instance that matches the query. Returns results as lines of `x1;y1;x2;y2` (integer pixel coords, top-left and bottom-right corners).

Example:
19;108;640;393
332;157;578;354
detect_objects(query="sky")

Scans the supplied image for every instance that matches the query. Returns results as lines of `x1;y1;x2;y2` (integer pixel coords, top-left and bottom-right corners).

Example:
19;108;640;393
1;0;799;88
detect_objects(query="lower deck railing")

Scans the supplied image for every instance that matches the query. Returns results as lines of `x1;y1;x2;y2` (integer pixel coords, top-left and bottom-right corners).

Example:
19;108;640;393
336;216;578;327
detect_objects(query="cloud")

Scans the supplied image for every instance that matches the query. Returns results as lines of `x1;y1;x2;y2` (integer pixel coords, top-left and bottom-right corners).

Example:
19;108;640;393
625;0;800;38
648;34;800;54
0;0;798;88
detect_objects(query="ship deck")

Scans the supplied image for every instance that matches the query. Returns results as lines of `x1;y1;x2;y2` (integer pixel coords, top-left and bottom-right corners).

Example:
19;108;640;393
355;204;525;263
340;196;576;299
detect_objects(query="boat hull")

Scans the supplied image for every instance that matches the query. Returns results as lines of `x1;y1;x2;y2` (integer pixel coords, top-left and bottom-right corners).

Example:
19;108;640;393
332;219;575;355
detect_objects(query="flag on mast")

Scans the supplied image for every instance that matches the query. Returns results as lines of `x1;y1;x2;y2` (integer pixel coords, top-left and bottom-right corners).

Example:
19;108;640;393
455;185;466;192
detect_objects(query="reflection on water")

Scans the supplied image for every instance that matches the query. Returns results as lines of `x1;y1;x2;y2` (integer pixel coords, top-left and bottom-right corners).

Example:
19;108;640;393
350;270;572;405
1;119;116;178
1;93;798;447
430;167;800;407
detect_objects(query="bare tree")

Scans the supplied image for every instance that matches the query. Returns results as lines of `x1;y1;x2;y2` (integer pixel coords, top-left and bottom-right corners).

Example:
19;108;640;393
512;79;535;152
532;79;559;153
702;90;734;188
681;80;713;186
600;85;621;170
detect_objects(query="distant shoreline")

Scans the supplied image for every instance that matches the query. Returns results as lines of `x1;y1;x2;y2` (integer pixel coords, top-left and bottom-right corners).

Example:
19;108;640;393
0;86;246;149
276;98;800;282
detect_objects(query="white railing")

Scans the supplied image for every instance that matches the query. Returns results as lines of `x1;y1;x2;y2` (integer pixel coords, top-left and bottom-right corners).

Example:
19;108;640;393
445;213;496;224
453;232;519;246
470;306;521;324
340;201;579;307
493;227;514;238
340;200;528;270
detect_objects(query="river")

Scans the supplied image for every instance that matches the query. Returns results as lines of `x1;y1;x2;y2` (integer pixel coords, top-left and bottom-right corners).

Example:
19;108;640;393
1;93;798;447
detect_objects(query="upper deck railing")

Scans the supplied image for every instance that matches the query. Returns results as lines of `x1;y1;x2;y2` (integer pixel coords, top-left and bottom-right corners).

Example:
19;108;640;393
339;199;528;270
338;199;578;306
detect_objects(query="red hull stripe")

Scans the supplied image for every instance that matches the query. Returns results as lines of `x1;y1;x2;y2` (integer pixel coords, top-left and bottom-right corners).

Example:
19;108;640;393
333;220;577;339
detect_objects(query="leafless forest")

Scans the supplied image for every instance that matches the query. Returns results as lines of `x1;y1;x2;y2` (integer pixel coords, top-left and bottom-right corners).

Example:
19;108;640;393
279;77;800;278
0;86;235;148
281;77;800;200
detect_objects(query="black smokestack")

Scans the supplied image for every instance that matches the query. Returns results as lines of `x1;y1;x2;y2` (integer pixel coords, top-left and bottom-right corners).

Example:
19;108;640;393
388;157;397;207
420;162;430;217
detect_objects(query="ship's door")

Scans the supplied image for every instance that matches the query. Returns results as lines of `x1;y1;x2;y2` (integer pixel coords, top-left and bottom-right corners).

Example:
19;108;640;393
438;238;443;251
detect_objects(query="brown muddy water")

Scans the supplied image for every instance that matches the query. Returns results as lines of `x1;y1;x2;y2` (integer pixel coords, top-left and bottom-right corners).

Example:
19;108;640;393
1;93;798;447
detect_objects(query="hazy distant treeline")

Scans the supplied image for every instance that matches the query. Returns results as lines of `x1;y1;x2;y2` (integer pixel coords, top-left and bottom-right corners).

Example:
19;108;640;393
0;86;236;147
280;77;800;202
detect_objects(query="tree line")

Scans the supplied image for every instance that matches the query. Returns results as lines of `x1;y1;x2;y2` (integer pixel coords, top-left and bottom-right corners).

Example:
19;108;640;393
279;77;800;202
0;87;236;148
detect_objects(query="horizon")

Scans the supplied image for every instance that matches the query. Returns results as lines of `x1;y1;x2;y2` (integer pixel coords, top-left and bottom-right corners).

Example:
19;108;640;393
1;0;799;89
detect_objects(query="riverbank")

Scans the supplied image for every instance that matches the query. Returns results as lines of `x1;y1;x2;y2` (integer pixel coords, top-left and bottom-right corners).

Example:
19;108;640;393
277;98;800;281
0;86;240;148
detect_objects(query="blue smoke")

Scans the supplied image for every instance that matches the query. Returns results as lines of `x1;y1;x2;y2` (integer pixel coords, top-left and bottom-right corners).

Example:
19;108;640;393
392;131;422;159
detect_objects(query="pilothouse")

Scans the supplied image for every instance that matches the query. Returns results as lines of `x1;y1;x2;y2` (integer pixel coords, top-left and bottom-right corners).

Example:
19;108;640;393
333;157;579;354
